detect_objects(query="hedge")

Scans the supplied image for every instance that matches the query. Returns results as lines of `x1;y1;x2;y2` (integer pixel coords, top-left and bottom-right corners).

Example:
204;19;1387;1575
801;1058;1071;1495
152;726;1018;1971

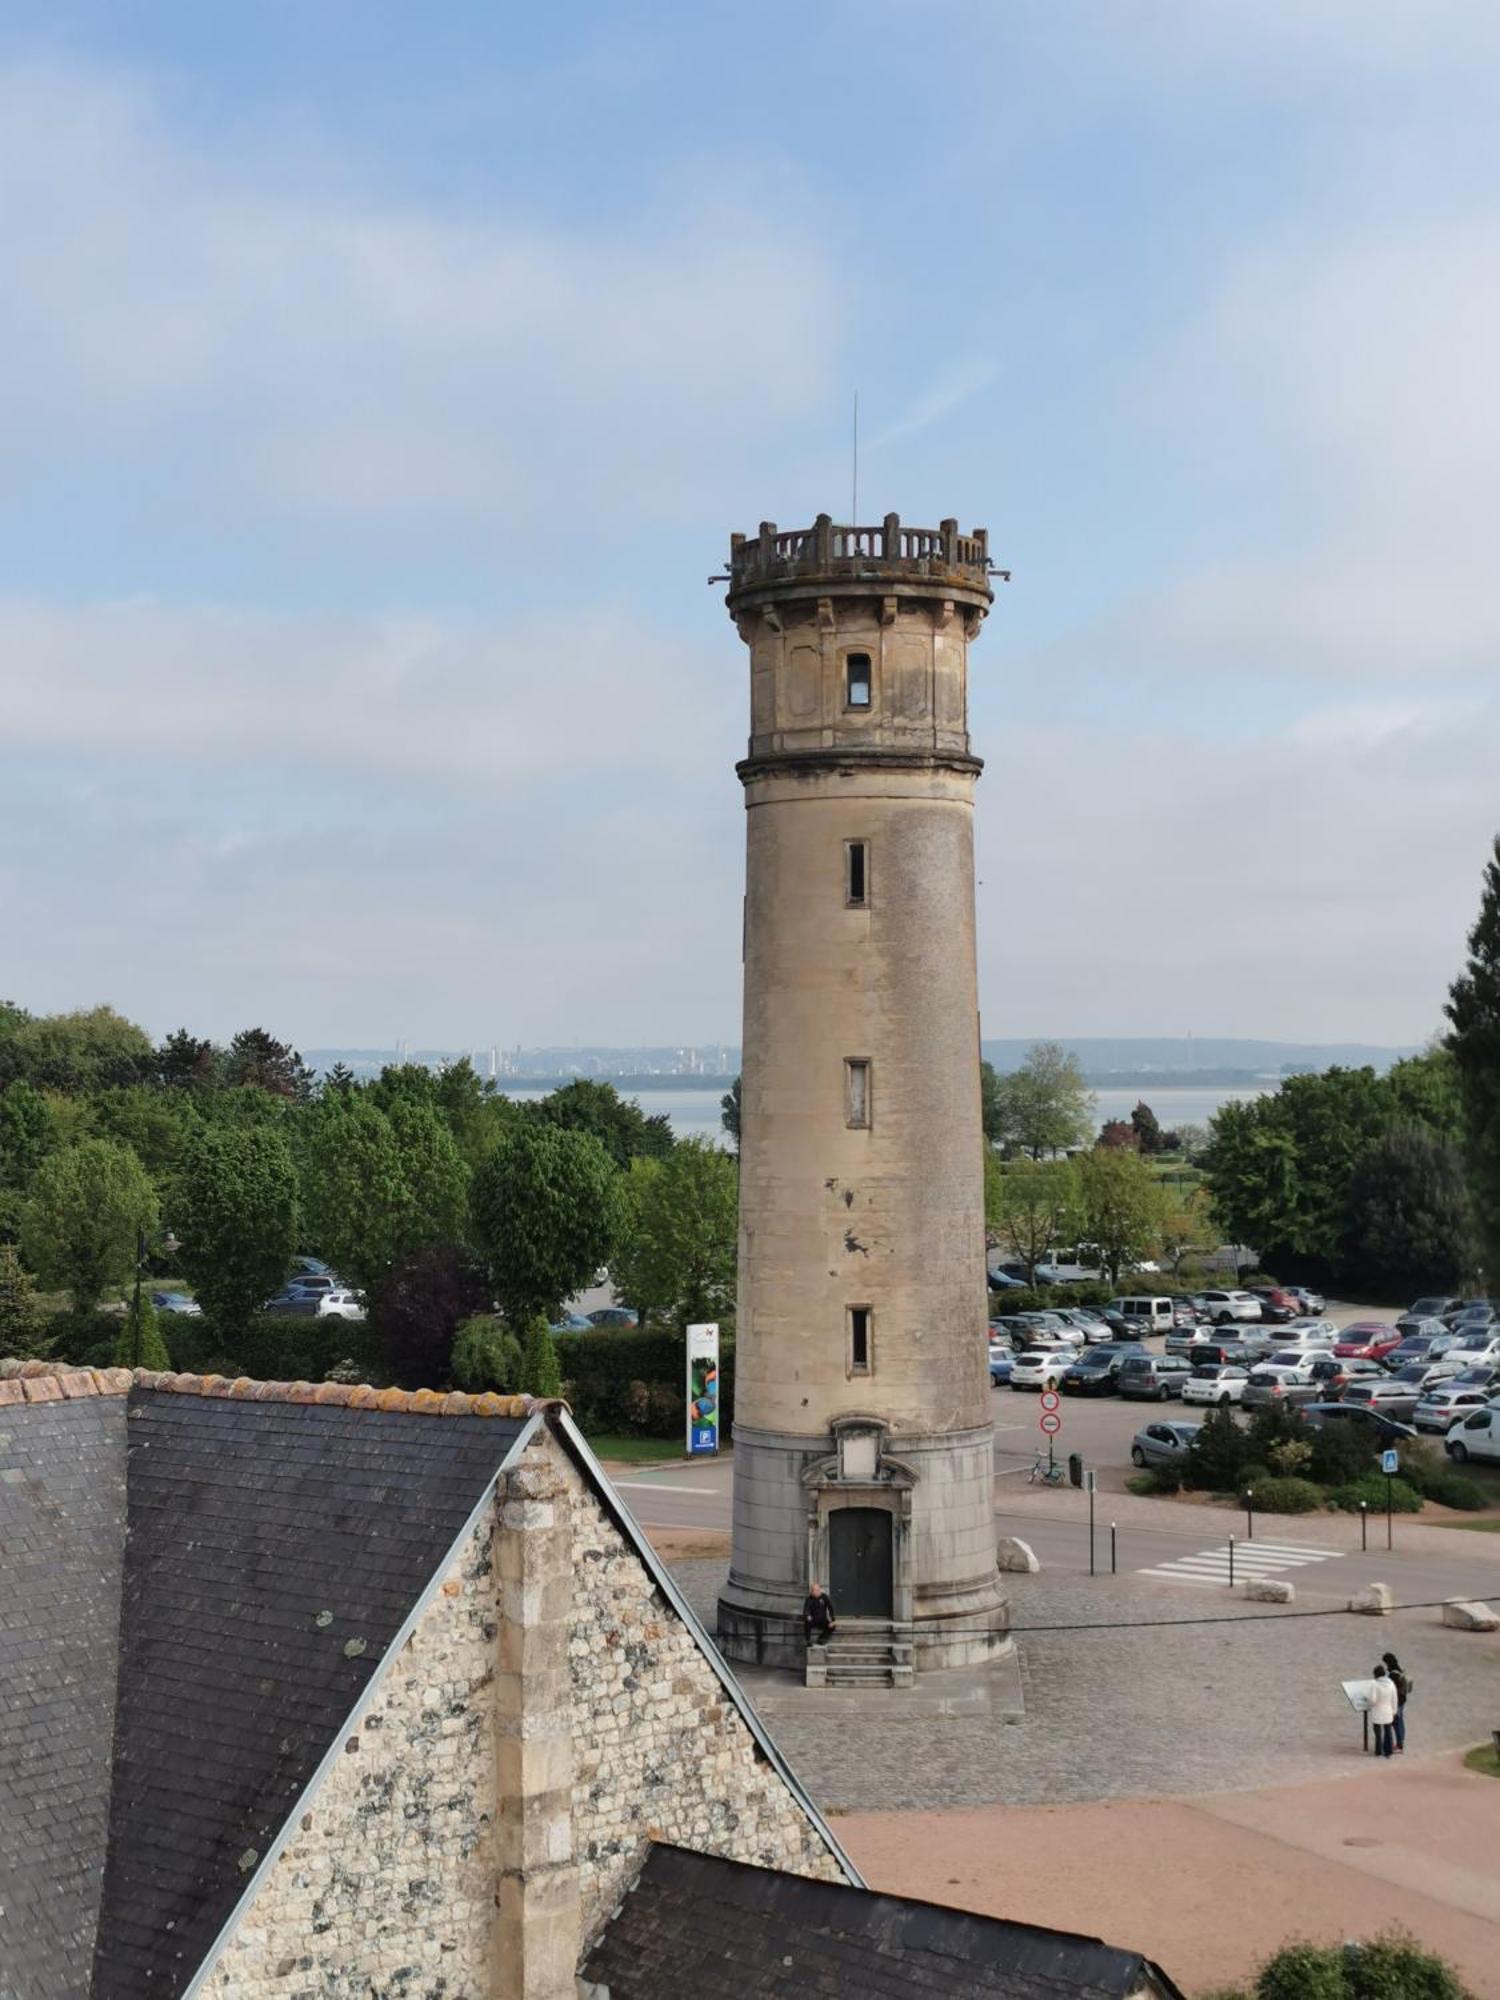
553;1324;736;1438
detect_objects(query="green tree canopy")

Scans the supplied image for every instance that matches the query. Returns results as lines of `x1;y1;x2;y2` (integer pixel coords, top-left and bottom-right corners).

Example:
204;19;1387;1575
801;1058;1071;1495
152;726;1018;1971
0;1006;153;1095
720;1075;741;1154
611;1139;739;1329
529;1078;675;1170
172;1124;300;1338
155;1028;220;1090
986;1157;1080;1285
21;1137;158;1312
92;1086;197;1178
986;1043;1096;1158
0;1242;43;1358
1130;1101;1165;1153
372;1244;492;1390
225;1027;314;1101
1075;1147;1164;1285
301;1096;468;1291
1343;1128;1476;1296
0;1080;57;1213
1447;834;1500;1281
470;1122;623;1325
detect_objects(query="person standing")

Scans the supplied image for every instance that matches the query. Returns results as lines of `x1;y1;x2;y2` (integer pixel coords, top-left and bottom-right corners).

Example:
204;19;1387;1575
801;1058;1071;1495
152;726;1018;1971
1384;1664;1408;1760
802;1581;836;1650
1382;1651;1411;1753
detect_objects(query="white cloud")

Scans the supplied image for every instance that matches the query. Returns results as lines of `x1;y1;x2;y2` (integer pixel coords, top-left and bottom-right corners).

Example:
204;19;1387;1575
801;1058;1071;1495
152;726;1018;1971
0;59;838;525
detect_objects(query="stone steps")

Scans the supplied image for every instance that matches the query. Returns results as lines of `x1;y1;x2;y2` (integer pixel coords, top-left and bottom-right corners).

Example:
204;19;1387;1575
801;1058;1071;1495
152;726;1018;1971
805;1621;914;1690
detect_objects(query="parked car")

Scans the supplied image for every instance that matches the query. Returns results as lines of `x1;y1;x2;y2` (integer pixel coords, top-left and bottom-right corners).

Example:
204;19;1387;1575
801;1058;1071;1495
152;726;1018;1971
987;1342;1014;1387
1061;1352;1124;1396
317;1290;366;1322
1448;1364;1499;1391
1103;1297;1177;1338
1448;1334;1500;1370
1130;1421;1201;1470
1118;1354;1194;1401
1013;1319;1083;1353
1262;1350;1327;1379
1413;1384;1496;1433
150;1290;202;1317
1309;1355;1385;1396
587;1307;639;1329
1396;1304;1458;1338
989;1316;1037;1351
1271;1324;1340;1353
987;1267;1028;1292
1010;1349;1074;1391
1241;1366;1322;1410
1057;1308;1113;1343
1332;1322;1404;1363
1181;1364;1250;1408
1197;1289;1263;1325
1166;1335;1252;1369
1338;1374;1429;1423
548;1313;593;1333
1298;1403;1417;1447
1284;1285;1326;1317
1442;1299;1496;1326
1445;1407;1500;1464
1248;1286;1299;1324
263;1292;322;1318
282;1274;338;1295
290;1256;334;1278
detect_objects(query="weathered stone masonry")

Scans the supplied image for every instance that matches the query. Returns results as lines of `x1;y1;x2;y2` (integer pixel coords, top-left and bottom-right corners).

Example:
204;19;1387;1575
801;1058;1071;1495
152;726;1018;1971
198;1429;841;1998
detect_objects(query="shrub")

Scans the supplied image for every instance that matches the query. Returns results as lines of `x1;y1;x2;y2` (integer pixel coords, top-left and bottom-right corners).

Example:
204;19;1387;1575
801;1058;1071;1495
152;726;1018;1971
1256;1929;1473;1999
1186;1406;1256;1492
452;1315;524;1394
371;1244;490;1389
1307;1420;1383;1488
1127;1469;1179;1496
1327;1474;1423;1515
1419;1470;1487;1511
552;1325;736;1437
1266;1438;1314;1478
518;1316;563;1399
112;1294;171;1371
1245;1476;1323;1514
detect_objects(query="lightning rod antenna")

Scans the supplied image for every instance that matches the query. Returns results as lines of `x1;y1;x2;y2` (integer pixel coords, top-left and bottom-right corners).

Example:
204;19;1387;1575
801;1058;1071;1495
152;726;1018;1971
851;391;859;522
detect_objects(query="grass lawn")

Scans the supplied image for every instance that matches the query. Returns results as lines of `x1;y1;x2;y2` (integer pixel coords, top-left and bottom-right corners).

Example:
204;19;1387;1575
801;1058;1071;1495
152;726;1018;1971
1463;1743;1500;1778
587;1434;702;1465
1434;1517;1500;1532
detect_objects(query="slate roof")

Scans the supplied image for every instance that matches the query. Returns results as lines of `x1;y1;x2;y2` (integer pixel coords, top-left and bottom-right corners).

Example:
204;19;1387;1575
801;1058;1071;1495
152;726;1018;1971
0;1395;128;2000
583;1845;1186;2000
0;1365;533;2000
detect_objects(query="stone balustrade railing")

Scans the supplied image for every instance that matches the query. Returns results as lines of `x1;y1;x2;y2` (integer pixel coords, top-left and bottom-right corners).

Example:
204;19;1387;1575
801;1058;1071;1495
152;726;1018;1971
727;513;992;590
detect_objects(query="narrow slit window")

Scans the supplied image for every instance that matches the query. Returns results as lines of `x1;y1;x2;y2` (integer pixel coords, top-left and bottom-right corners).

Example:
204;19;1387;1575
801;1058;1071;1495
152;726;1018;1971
849;1306;871;1374
845;652;872;709
845;839;868;907
845;1058;870;1129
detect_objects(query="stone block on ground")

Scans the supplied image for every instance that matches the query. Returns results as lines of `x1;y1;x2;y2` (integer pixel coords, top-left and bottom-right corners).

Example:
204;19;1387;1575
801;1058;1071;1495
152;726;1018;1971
1442;1598;1500;1632
1348;1582;1392;1615
996;1537;1040;1574
1245;1578;1293;1603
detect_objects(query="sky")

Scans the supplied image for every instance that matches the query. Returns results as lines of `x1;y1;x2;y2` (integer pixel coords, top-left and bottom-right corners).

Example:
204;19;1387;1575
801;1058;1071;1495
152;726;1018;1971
2;1;1497;1051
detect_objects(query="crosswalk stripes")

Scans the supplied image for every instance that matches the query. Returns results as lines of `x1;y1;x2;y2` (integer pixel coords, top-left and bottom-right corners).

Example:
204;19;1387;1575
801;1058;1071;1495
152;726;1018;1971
1139;1539;1344;1588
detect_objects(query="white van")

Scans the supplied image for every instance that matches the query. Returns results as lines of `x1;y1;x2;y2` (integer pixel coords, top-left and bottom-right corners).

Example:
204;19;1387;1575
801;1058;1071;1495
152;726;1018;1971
1445;1406;1500;1464
1107;1296;1176;1337
1035;1246;1104;1284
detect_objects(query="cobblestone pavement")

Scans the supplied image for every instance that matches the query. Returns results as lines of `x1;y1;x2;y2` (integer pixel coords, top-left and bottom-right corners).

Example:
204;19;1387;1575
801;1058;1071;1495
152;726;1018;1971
672;1559;1500;1814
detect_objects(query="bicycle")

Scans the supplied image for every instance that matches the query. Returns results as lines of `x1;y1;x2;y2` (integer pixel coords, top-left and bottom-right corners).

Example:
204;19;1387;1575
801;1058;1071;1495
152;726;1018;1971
1028;1448;1066;1486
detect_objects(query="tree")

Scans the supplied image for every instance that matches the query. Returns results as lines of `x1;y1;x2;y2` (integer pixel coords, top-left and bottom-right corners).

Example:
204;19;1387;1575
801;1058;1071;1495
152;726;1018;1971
1097;1119;1138;1150
720;1075;741;1154
1448;834;1500;1282
1207;1928;1473;2000
1343;1129;1475;1294
519;1316;563;1398
986;1158;1080;1285
979;1061;1004;1147
0;1080;56;1236
986;1043;1096;1158
0;1005;153;1095
1158;1183;1214;1273
1171;1120;1209;1161
1130;1101;1165;1154
92;1086;196;1178
1075;1148;1164;1286
114;1291;171;1371
529;1078;675;1170
156;1029;219;1090
322;1061;358;1097
21;1138;158;1312
611;1140;739;1328
172;1125;300;1338
225;1027;314;1101
302;1097;468;1291
0;1242;43;1357
470;1122;623;1325
371;1244;491;1389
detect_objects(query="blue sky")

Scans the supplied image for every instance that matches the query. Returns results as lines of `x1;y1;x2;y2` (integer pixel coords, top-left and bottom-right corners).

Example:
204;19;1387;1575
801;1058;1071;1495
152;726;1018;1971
3;2;1497;1048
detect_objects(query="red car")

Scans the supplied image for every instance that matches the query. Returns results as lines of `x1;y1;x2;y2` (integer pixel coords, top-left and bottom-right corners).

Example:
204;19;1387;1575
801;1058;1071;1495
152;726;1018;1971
1332;1321;1404;1362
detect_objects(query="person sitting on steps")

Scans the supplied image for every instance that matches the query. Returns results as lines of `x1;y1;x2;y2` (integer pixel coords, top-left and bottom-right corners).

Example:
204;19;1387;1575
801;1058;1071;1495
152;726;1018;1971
802;1581;837;1650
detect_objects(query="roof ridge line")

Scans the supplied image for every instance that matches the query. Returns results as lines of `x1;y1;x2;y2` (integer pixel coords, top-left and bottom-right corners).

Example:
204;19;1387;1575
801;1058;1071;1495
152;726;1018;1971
0;1357;558;1420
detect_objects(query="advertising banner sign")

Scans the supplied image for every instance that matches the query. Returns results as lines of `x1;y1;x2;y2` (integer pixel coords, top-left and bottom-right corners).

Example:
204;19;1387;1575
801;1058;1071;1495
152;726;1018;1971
686;1322;720;1456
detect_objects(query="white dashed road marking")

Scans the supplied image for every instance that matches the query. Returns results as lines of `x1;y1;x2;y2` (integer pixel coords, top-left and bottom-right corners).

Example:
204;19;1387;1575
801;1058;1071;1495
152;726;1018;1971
1139;1540;1344;1587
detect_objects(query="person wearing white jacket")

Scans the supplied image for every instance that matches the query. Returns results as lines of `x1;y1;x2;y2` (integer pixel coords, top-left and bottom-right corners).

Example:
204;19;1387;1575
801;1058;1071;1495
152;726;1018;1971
1369;1663;1399;1757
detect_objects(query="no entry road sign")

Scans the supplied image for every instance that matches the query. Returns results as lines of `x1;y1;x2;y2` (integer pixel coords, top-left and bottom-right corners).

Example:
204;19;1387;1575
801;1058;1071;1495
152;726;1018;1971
1039;1411;1062;1436
1039;1390;1061;1412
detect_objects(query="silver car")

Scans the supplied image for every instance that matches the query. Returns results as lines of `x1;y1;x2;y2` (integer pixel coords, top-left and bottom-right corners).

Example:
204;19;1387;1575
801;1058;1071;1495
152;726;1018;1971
1130;1421;1201;1470
1413;1384;1497;1433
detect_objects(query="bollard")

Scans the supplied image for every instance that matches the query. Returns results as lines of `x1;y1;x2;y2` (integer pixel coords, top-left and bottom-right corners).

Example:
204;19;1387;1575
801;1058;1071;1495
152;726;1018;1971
1228;1533;1235;1589
1360;1501;1368;1552
1110;1523;1117;1575
1245;1488;1254;1540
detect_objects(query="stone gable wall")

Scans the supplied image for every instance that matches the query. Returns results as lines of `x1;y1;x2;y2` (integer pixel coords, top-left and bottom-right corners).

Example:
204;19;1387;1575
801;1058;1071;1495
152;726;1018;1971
565;1456;845;1937
200;1513;499;2000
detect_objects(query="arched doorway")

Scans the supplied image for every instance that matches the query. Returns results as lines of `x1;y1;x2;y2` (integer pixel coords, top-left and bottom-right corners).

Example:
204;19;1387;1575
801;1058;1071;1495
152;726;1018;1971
828;1507;894;1618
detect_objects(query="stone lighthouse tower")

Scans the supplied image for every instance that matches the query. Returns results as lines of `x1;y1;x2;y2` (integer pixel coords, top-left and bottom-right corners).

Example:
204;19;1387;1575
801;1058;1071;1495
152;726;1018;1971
716;514;1008;1676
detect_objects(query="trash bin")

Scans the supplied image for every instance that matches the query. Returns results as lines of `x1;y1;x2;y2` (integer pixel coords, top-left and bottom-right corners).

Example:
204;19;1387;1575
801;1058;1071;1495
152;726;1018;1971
1068;1452;1083;1489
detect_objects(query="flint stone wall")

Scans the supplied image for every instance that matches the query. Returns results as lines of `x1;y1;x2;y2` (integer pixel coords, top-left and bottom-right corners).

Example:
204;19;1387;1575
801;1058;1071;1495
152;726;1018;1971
565;1453;844;1937
201;1513;498;1999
